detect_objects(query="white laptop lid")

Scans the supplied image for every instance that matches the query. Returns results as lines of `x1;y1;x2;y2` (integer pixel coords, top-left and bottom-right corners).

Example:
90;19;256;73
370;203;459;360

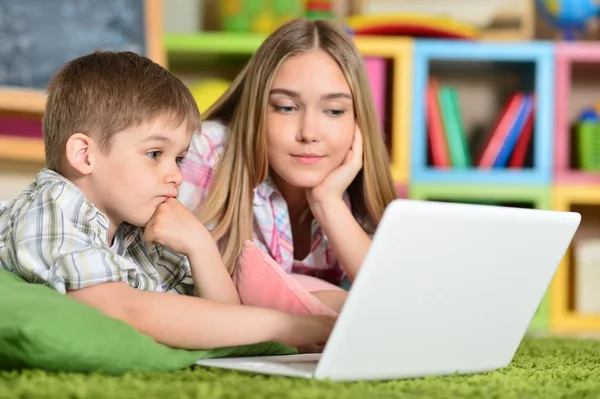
315;199;580;381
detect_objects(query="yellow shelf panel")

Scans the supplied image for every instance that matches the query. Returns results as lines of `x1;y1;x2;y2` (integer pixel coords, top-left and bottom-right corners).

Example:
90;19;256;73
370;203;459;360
550;185;600;333
354;36;413;184
0;136;45;162
0;88;45;115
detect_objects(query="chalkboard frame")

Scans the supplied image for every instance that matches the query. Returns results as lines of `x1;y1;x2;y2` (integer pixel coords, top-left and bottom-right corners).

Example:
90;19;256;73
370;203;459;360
0;0;165;116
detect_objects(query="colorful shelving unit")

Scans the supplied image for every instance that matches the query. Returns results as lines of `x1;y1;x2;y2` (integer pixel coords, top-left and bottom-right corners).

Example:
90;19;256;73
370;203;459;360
551;185;600;332
550;43;600;333
554;42;600;184
353;36;412;185
408;40;556;331
411;40;554;185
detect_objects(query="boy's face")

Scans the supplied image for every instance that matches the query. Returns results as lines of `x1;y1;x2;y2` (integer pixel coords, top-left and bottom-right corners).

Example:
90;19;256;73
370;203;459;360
90;115;192;228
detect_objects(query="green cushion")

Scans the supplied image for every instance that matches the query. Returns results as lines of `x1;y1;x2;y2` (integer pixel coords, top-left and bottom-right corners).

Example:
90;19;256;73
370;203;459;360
0;270;296;374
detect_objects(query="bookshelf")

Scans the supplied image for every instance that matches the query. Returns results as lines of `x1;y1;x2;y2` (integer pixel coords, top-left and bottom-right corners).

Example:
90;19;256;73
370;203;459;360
353;37;412;184
554;43;600;185
551;185;600;332
411;40;554;185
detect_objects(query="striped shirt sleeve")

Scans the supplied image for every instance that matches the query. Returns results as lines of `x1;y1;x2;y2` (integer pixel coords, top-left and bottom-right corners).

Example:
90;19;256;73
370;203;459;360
178;120;228;212
12;183;137;294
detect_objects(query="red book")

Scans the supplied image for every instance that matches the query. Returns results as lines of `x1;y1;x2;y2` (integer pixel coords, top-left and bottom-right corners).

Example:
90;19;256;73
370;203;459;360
426;79;450;168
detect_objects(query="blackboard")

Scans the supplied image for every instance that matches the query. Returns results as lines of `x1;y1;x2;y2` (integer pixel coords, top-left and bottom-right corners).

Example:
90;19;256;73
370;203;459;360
0;0;152;91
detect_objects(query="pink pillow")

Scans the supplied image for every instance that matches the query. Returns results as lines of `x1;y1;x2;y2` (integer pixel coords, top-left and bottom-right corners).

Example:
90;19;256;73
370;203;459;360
291;274;344;292
233;241;338;317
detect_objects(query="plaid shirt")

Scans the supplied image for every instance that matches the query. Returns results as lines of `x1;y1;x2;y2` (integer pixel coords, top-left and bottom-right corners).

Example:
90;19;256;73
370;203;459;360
178;120;347;285
0;169;195;295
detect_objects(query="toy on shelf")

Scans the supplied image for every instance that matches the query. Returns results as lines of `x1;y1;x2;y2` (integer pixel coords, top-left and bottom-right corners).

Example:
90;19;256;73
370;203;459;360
576;107;600;172
305;1;335;20
536;0;600;40
220;0;305;34
345;14;479;39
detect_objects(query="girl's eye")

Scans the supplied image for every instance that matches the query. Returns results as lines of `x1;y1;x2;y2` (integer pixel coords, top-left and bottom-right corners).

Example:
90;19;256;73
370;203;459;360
275;105;296;114
326;109;345;117
176;156;185;167
147;151;161;160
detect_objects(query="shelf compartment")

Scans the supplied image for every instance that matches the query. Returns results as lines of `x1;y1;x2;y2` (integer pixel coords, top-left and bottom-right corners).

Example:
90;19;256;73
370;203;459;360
554;43;600;184
551;185;600;333
411;40;554;185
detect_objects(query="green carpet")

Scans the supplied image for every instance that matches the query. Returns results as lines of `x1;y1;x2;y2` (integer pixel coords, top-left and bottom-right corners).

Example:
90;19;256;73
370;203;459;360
1;336;600;399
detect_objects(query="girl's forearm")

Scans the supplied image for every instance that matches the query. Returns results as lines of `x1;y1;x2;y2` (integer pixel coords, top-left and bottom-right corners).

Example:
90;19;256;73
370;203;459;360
311;198;371;282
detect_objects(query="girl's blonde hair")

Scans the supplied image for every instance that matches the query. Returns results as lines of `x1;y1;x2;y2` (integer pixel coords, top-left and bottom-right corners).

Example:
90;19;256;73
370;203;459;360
197;18;397;273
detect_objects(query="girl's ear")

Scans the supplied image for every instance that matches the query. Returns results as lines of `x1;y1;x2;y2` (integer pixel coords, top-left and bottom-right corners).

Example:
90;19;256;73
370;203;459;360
65;133;96;175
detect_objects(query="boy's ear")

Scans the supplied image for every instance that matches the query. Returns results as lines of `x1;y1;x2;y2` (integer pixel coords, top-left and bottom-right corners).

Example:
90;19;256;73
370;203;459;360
65;133;96;175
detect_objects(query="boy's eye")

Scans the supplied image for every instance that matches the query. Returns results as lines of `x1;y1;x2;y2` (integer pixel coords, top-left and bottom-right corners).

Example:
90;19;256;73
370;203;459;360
175;156;185;167
147;151;161;160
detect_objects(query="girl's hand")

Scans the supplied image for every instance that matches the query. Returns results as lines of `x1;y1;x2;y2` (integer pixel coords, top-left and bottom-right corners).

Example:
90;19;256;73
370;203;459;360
307;124;363;207
143;198;212;257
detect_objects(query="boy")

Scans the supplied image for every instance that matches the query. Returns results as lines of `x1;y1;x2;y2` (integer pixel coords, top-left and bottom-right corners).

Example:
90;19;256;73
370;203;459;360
0;51;334;350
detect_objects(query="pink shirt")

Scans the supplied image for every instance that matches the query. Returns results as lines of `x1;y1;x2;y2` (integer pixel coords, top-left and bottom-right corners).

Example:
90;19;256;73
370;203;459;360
178;120;347;285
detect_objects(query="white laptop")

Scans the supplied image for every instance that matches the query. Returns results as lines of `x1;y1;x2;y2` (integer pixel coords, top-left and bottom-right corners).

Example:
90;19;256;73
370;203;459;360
196;199;581;381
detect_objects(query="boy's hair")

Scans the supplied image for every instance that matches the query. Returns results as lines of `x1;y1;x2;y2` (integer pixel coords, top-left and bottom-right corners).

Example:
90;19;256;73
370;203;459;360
43;51;201;171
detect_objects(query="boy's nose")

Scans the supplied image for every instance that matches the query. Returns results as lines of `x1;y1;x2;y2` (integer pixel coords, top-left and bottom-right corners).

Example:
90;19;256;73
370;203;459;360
166;166;184;186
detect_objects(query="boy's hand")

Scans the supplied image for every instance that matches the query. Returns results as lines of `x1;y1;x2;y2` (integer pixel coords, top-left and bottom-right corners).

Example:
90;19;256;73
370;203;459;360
277;314;336;348
143;198;211;256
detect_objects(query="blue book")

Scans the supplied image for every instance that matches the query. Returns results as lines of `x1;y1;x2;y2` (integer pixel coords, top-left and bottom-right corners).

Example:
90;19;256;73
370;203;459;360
493;95;533;168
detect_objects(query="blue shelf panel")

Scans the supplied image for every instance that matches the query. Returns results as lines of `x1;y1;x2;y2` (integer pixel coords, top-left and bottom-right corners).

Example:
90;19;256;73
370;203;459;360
411;40;555;186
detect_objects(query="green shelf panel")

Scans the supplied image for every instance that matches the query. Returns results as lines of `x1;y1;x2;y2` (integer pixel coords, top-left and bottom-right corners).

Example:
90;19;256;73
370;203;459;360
409;184;551;209
165;32;266;55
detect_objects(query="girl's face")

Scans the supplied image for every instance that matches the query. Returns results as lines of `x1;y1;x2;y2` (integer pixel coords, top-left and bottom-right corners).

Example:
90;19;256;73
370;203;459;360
266;49;355;191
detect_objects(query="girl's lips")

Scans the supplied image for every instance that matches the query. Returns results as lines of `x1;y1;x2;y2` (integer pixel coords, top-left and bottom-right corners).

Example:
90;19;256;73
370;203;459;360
293;155;323;164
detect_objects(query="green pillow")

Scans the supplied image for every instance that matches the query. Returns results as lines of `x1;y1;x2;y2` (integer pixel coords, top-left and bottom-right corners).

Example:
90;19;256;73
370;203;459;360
0;270;296;374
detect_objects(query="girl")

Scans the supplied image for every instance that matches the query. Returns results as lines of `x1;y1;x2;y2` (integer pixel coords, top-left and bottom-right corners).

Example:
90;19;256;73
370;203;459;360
178;19;397;310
